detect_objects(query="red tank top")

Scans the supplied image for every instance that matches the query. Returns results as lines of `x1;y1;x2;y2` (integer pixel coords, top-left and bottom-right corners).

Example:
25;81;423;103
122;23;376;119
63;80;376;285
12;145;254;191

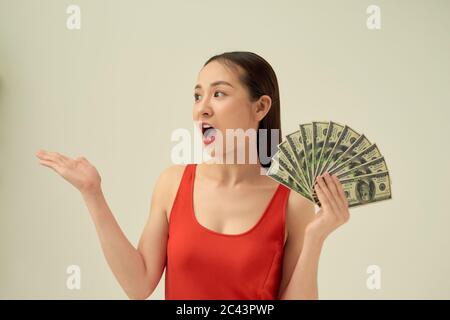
165;163;290;300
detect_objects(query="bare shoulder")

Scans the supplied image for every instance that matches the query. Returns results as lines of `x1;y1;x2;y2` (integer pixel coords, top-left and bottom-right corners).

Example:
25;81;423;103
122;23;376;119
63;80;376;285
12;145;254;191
154;164;187;223
158;164;186;185
285;190;316;240
286;190;315;215
259;174;280;190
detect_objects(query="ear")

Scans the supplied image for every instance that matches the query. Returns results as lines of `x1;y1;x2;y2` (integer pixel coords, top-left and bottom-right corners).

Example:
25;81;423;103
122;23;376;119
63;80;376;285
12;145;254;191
254;95;272;122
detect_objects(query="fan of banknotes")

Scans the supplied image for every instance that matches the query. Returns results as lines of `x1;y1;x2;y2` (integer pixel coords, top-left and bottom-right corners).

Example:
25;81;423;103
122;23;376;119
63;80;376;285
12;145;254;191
266;121;392;208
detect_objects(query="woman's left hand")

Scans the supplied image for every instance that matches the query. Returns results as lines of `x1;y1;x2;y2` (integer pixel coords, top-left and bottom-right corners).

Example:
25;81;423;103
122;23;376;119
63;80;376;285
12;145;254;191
305;171;350;242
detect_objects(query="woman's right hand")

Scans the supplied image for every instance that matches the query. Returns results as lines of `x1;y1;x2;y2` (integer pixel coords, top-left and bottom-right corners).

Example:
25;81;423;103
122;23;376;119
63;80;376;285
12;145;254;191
36;149;102;195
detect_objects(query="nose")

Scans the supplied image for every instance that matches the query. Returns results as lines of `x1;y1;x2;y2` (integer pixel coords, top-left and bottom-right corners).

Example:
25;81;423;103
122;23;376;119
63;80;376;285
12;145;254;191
195;97;213;119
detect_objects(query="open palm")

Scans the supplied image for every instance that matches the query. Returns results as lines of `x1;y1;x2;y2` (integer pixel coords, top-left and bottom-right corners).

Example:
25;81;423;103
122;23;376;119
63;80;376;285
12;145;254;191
35;149;101;194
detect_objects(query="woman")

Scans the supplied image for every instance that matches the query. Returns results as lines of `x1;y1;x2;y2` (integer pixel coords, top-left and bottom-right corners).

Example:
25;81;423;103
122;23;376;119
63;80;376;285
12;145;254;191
36;51;350;300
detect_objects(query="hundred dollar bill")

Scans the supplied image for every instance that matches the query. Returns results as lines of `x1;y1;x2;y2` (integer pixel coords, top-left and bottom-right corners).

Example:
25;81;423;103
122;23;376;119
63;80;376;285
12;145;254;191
299;123;314;187
339;171;392;207
312;121;330;178
266;157;315;202
285;130;311;189
337;156;388;180
278;139;310;188
320;125;361;174
316;121;345;177
327;134;372;173
277;150;312;196
330;143;382;175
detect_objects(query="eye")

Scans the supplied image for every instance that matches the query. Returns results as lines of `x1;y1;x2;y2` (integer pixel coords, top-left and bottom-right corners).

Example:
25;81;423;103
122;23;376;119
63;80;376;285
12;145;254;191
194;93;202;102
214;91;226;98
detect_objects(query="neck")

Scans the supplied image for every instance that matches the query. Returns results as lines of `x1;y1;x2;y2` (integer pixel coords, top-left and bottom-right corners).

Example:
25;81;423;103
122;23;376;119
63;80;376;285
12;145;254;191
200;162;266;187
200;140;270;186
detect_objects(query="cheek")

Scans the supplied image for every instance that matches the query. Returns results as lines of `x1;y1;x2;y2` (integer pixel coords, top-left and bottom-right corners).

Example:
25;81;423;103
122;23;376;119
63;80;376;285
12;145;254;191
218;99;253;128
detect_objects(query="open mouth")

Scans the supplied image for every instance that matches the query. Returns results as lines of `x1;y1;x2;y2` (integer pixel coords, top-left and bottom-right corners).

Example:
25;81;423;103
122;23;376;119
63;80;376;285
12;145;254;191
201;122;217;145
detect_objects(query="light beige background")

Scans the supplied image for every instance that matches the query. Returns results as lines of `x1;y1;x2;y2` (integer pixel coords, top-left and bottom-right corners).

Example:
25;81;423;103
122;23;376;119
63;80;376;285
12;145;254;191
1;0;449;299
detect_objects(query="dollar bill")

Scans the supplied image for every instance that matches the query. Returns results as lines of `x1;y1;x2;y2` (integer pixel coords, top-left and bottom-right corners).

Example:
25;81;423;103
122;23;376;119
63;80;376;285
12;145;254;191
339;171;392;207
316;121;345;176
285;130;311;189
327;134;372;173
312;121;330;178
276;150;312;196
267;121;392;209
266;157;315;202
337;156;388;180
299;123;314;187
278;138;310;188
330;143;383;175
320;125;361;174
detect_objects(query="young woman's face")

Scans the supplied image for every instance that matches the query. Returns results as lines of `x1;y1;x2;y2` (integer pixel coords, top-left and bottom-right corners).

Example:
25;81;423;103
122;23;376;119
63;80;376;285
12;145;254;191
193;60;269;161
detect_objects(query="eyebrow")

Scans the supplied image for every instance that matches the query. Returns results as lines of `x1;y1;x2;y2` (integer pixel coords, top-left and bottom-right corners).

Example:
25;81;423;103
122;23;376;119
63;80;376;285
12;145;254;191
194;81;234;90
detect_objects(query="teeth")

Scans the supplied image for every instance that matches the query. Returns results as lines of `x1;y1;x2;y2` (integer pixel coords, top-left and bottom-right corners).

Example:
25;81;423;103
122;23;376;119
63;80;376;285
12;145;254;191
202;124;212;128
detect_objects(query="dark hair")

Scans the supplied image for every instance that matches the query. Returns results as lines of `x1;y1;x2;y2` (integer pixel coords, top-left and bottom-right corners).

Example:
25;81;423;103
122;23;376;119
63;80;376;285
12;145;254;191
203;51;281;168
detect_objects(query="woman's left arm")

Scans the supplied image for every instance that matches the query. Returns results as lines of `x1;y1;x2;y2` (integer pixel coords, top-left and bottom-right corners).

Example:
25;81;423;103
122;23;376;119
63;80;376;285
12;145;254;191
280;172;350;300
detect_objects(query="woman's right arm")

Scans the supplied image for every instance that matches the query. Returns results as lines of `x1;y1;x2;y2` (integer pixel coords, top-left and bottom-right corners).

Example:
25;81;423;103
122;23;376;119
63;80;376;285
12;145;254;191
36;150;181;299
81;166;176;299
82;188;154;299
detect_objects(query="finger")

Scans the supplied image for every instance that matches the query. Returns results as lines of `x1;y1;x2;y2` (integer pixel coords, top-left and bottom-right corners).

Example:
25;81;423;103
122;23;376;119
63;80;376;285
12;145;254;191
38;159;63;173
314;182;333;213
323;172;345;212
318;175;341;215
332;174;348;207
45;151;70;166
316;175;339;215
58;153;72;162
36;150;64;161
38;159;53;168
48;151;68;160
332;175;350;220
324;172;342;210
36;150;54;161
325;173;348;221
